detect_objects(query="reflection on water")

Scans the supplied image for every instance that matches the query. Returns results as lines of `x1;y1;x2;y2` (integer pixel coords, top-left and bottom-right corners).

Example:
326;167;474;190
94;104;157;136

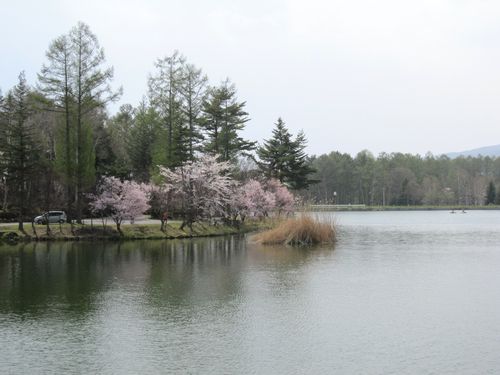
1;211;500;374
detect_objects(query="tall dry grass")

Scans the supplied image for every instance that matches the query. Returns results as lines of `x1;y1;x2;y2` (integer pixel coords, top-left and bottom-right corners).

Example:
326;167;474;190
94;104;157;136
254;215;336;246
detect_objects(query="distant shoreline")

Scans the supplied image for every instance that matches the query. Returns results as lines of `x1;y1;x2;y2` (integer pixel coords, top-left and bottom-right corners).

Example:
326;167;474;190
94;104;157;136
306;205;500;212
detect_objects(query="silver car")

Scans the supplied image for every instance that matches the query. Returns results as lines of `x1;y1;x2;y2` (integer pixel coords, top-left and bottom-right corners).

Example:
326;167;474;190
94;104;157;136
34;211;67;224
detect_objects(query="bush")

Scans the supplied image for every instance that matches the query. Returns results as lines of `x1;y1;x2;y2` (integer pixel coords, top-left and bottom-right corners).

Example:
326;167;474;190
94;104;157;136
254;215;336;246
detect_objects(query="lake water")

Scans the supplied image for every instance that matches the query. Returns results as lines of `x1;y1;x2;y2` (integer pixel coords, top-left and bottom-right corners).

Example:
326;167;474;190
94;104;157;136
1;211;500;374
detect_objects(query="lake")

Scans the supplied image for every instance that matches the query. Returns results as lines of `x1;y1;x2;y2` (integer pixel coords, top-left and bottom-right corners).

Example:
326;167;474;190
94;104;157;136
1;211;500;374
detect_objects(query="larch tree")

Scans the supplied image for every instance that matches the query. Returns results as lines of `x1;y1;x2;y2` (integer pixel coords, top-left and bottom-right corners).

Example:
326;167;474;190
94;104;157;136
149;51;187;169
37;22;120;223
180;63;208;160
37;33;74;221
70;22;121;223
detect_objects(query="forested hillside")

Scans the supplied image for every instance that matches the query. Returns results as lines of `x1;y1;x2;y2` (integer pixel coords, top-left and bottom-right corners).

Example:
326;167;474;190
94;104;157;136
305;150;500;206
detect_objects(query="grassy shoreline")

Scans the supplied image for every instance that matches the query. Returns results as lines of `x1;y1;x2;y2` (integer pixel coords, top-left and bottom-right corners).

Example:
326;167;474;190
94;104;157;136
306;205;500;212
0;220;274;244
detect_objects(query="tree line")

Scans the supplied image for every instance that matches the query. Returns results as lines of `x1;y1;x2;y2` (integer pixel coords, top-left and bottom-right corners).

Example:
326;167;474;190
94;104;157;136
306;150;500;206
0;22;314;229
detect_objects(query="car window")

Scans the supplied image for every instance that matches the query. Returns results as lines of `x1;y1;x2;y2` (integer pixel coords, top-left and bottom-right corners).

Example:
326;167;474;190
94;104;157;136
49;212;62;216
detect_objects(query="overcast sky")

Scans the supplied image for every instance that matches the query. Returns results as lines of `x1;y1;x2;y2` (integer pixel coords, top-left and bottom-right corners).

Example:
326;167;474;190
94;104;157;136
2;0;500;156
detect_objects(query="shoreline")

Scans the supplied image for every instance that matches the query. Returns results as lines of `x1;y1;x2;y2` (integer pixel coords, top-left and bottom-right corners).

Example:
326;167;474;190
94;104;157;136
306;205;500;212
0;220;273;245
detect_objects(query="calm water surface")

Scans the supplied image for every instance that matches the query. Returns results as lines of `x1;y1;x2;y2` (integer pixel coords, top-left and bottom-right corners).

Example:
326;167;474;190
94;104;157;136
1;211;500;374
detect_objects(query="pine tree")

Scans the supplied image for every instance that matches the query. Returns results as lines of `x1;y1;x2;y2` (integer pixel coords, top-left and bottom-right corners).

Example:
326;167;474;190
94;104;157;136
0;73;40;230
257;118;295;182
201;80;256;161
257;118;316;190
287;130;317;190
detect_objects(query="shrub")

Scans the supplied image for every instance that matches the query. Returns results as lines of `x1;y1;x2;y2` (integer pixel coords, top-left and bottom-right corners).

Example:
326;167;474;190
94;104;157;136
254;215;336;246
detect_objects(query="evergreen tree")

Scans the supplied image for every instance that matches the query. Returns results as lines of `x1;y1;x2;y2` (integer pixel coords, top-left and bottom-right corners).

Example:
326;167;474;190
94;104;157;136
257;118;316;190
104;104;134;177
201;80;255;161
486;181;496;205
149;51;188;168
287;130;317;190
128;101;159;182
180;63;208;160
257;118;294;182
0;73;40;230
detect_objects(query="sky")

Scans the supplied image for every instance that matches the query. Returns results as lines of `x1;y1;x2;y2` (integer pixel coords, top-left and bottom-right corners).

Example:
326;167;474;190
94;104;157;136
2;0;500;156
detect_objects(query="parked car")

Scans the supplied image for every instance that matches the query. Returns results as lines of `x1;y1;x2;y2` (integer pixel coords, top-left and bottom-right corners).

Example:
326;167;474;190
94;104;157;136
34;211;67;224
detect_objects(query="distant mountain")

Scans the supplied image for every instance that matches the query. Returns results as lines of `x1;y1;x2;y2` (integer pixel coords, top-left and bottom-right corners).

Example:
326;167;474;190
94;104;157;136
446;144;500;158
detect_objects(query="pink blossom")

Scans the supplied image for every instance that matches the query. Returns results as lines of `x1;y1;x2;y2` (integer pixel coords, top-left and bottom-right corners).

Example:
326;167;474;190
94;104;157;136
238;179;276;219
89;177;150;232
265;179;295;215
159;155;234;228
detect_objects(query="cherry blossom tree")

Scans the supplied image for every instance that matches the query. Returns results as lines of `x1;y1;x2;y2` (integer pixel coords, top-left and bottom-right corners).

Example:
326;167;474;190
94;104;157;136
265;179;295;216
159;155;234;230
89;176;150;233
238;179;276;219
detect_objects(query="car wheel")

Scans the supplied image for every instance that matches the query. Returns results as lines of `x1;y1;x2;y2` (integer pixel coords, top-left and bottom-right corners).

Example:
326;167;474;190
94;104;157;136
58;219;65;224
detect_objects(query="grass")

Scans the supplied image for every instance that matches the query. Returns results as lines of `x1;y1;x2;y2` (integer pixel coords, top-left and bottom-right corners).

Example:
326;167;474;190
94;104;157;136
254;215;336;246
0;219;273;243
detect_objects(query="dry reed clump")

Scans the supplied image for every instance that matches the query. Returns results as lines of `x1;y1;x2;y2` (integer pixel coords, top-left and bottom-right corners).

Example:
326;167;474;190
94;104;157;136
255;215;336;246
